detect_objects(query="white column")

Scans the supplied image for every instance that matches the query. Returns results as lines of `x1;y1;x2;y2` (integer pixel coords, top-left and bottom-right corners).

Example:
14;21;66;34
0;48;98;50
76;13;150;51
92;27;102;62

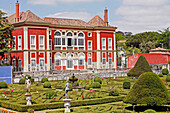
46;28;50;71
113;32;117;68
23;27;28;72
97;31;101;69
24;51;28;72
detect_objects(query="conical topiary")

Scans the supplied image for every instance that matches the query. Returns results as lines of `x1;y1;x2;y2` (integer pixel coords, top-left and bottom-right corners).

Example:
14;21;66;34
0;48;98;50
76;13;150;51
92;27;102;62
124;72;169;106
127;55;152;77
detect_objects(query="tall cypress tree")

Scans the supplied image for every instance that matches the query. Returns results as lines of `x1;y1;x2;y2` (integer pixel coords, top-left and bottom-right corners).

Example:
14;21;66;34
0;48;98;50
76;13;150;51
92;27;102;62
0;10;14;64
127;55;152;77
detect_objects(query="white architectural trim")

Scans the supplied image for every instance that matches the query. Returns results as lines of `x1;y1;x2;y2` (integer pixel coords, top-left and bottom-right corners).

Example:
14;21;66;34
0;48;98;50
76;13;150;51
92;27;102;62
97;31;101;69
24;27;28;50
24;51;28;72
113;33;116;68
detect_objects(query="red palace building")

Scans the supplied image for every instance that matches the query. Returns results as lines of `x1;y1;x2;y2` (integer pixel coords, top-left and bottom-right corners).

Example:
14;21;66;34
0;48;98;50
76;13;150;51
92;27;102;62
1;1;117;76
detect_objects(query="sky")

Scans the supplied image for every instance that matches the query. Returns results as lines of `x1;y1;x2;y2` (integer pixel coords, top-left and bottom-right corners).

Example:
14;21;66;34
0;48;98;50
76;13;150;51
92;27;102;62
1;0;170;34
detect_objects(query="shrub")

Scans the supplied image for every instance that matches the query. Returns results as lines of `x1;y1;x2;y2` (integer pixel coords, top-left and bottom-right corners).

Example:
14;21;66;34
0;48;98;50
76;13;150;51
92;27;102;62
85;85;90;90
41;77;48;83
28;109;34;113
166;76;170;82
158;73;163;77
30;78;34;83
46;90;56;99
43;82;51;88
25;75;31;79
162;68;169;75
94;76;102;84
19;78;25;84
92;82;101;88
0;81;8;88
167;73;170;76
74;81;79;86
109;89;119;96
127;55;152;77
143;109;156;113
124;72;168;106
123;79;131;89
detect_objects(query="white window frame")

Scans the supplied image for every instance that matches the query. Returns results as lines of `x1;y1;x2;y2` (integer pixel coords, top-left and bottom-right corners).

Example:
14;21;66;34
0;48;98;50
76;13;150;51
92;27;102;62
49;39;52;50
88;32;92;37
67;54;73;69
39;58;45;67
102;58;106;65
18;59;22;67
39;35;45;50
88;40;92;50
102;38;106;50
108;38;112;50
88;57;92;65
13;59;16;67
18;36;22;50
31;59;36;67
13;36;16;50
30;35;36;50
54;31;62;46
109;58;112;65
78;32;85;47
55;54;61;66
79;54;85;66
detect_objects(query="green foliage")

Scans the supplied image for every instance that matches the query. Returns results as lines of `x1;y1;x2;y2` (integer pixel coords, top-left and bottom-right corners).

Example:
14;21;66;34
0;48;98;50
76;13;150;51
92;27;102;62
158;27;170;49
123;79;131;89
30;78;34;83
162;68;169;75
158;73;163;77
109;89;119;96
127;55;152;77
92;82;101;88
28;109;34;113
143;109;156;113
85;85;90;90
41;77;48;83
0;64;10;66
25;75;31;79
94;76;102;84
124;72;169;106
46;90;56;99
0;81;7;88
166;76;170;82
69;75;78;79
74;81;79;86
139;41;157;53
19;78;25;84
43;82;51;88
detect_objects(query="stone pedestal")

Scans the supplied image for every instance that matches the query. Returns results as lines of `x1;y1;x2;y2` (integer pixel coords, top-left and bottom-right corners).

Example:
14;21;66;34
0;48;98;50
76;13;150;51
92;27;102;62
63;99;72;113
25;93;32;105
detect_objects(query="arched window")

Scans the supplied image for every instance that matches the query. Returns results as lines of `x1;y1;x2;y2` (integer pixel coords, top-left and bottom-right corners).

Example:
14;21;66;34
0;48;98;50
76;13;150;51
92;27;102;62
67;32;73;36
79;54;85;65
55;54;61;66
78;33;84;46
54;31;61;45
78;33;84;37
67;32;73;46
67;54;73;68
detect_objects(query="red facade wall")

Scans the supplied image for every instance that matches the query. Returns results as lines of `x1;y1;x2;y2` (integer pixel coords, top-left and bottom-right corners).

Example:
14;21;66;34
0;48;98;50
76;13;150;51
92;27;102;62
12;28;24;50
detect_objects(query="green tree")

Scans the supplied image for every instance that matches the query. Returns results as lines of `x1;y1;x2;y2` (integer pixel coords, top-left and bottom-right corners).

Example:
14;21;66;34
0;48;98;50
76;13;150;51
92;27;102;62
127;55;152;77
139;41;157;53
0;10;14;64
124;72;168;106
158;27;170;49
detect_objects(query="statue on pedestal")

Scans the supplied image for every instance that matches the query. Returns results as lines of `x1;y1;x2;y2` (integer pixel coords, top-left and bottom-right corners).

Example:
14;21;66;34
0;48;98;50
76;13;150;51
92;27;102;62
25;77;31;93
65;80;70;99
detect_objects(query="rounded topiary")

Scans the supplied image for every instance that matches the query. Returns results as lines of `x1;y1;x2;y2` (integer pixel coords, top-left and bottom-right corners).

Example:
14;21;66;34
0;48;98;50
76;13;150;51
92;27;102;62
41;77;48;83
158;73;163;77
85;85;90;90
127;55;152;77
0;81;8;88
166;75;170;82
19;78;26;84
25;75;31;79
162;68;169;75
92;82;101;88
109;89;119;96
94;76;102;84
46;90;56;99
143;109;156;113
124;72;169;106
43;82;51;88
123;78;131;89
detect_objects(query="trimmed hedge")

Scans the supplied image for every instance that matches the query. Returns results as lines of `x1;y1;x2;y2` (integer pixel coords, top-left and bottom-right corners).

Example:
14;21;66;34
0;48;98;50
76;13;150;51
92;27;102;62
109;89;119;96
144;109;156;113
25;75;31;79
162;68;169;75
0;81;8;88
46;90;56;99
41;77;48;83
158;73;163;77
94;76;102;84
0;96;124;112
92;82;101;88
19;78;26;84
123;78;131;89
166;75;170;82
43;82;51;88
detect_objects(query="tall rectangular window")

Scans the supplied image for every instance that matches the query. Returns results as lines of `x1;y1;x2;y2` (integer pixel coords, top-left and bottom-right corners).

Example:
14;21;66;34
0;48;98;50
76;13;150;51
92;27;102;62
74;38;77;46
31;59;36;67
108;38;112;50
79;59;84;65
62;38;65;45
88;58;92;65
88;41;92;50
78;39;84;46
30;35;36;50
13;59;16;67
49;39;52;50
18;36;22;50
39;35;44;50
54;38;61;45
40;59;44;66
18;59;22;67
109;58;112;65
55;59;60;66
13;36;16;49
102;58;106;65
102;38;106;50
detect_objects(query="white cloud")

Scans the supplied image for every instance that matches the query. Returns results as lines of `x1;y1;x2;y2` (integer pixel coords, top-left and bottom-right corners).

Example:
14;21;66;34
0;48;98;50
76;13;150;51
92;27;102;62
111;0;170;34
47;12;93;21
0;9;9;16
28;0;104;5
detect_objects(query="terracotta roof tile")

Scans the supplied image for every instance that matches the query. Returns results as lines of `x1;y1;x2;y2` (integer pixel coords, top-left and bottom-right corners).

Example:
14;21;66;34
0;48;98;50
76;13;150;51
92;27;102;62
88;15;105;26
42;17;91;26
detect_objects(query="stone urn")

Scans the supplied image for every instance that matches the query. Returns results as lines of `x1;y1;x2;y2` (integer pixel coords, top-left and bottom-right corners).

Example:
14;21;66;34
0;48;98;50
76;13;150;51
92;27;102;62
63;99;72;113
25;93;32;105
69;75;78;87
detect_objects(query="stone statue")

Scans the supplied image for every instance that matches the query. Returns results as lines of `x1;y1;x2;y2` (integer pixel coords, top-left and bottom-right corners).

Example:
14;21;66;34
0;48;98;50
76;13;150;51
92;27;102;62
25;77;31;93
65;80;70;99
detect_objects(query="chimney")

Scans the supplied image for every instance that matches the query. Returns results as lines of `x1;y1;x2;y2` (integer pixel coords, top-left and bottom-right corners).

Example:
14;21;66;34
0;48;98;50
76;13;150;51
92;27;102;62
15;0;19;23
104;8;108;27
